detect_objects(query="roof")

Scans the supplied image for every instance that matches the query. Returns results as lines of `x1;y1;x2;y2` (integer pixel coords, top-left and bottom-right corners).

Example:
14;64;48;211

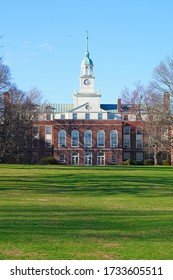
100;104;118;111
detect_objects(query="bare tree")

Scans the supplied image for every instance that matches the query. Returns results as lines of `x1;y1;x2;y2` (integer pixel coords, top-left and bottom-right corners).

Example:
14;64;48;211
152;55;173;97
0;57;11;93
120;82;171;164
0;85;42;163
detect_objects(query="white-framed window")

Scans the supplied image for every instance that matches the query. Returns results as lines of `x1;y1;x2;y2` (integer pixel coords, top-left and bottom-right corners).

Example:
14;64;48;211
58;130;66;147
136;127;143;134
61;114;65;120
71;152;79;165
123;126;130;134
123;135;130;148
85;152;92;165
45;126;52;134
123;126;130;148
136;127;143;148
73;113;77;120
85;113;90;120
71;130;79;147
110;130;118;148
97;130;105;147
98;113;103;120
84;130;92;147
60;154;65;163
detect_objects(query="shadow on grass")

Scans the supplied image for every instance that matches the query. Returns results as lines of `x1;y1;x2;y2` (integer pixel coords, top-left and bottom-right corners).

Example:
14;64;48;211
0;206;173;243
0;174;173;197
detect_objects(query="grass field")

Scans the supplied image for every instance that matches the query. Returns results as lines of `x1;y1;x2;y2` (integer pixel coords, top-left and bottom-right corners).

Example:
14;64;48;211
0;164;173;260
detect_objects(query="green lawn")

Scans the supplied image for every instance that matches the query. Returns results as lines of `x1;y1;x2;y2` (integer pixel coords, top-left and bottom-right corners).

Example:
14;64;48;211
0;164;173;260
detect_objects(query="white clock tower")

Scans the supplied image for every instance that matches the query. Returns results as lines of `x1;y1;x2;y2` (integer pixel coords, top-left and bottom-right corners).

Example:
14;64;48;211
73;32;101;110
80;32;95;94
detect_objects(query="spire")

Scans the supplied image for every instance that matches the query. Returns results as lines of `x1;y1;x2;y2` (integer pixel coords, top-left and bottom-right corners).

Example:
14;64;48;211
82;31;93;66
86;30;89;55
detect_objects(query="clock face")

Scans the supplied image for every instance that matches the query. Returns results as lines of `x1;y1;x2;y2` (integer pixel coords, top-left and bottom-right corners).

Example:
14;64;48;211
84;79;90;86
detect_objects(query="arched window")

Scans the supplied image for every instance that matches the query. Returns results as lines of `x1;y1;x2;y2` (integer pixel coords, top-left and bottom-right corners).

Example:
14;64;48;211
71;130;79;147
110;130;118;148
84;130;92;147
97;130;105;147
58;130;66;147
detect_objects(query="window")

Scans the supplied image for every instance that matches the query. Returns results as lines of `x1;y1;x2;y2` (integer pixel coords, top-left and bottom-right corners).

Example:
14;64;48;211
45;139;52;148
85;113;90;120
84;130;92;147
136;127;143;148
61;114;65;120
32;126;39;148
32;138;39;148
112;154;117;164
123;126;130;148
60;154;65;163
33;126;39;136
71;130;79;147
124;152;130;160
110;130;118;148
136;127;143;134
123;126;130;134
46;113;51;121
162;127;168;137
45;126;52;134
136;152;143;162
136;140;143;148
97;130;105;147
98;113;103;120
73;113;77;120
59;130;66;147
161;153;168;160
85;152;92;165
123;135;130;148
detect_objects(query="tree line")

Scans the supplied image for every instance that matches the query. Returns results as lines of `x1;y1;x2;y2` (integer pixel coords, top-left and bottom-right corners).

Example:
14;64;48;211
0;57;42;163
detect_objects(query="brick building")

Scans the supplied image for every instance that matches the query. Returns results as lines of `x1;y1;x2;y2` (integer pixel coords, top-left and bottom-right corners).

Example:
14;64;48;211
31;35;149;165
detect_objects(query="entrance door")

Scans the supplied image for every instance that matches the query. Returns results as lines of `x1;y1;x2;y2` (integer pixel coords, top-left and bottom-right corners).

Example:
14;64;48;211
97;152;105;166
85;152;92;165
71;152;79;165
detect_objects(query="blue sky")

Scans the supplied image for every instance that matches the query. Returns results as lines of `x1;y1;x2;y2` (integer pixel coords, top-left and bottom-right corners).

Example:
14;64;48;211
1;0;173;104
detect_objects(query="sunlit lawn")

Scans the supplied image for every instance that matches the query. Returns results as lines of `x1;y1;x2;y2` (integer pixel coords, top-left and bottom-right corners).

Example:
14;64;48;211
0;164;173;259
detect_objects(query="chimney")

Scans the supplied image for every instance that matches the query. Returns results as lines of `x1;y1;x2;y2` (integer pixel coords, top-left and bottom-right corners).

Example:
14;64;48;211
117;98;121;112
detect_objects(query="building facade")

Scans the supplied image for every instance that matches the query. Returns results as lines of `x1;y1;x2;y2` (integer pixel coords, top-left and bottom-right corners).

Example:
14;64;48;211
32;36;170;165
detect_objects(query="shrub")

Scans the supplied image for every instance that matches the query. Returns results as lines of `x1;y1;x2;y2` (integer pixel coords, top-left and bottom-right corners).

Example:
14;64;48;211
40;156;56;165
162;160;170;166
144;159;154;166
123;159;133;165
